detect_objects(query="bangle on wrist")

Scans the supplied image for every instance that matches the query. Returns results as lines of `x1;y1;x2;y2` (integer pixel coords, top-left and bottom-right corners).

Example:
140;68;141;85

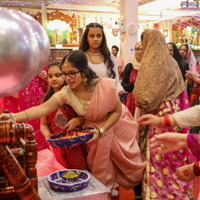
98;128;105;137
169;115;175;127
160;117;164;126
193;161;200;176
45;134;51;140
24;110;29;121
96;128;101;137
163;116;170;126
73;118;80;126
9;113;17;122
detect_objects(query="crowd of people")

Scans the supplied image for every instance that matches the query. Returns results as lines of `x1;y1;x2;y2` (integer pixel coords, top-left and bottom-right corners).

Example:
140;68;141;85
0;24;200;200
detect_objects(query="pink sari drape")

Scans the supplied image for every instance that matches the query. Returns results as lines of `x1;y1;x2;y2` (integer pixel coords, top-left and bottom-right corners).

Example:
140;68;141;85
83;78;146;189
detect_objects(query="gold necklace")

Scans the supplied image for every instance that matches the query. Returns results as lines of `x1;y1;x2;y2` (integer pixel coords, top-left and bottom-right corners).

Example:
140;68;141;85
74;90;90;111
87;52;94;64
88;51;101;56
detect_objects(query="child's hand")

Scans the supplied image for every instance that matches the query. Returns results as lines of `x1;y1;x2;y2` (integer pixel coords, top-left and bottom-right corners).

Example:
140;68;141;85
62;119;77;131
39;71;48;83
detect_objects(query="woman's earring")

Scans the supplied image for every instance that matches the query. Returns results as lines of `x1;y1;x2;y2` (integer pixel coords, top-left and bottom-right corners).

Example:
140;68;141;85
82;74;87;85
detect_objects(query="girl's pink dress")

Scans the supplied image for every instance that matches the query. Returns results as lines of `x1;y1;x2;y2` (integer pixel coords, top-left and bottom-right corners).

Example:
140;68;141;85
0;96;19;113
53;78;146;190
46;104;87;170
18;69;49;151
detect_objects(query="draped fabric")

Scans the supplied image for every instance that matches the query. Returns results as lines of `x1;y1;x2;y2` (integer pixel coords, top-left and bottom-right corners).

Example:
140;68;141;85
126;67;138;116
133;29;185;114
18;67;49;151
53;77;146;189
186;45;199;76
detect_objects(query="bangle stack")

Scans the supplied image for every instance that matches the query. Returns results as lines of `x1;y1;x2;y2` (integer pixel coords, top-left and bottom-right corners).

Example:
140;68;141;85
9;113;17;122
160;115;175;127
193;161;200;176
97;128;105;137
73;118;80;126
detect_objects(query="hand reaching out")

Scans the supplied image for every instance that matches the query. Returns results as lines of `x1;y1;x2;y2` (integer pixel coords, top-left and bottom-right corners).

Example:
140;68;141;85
137;114;161;126
0;113;12;121
62;118;77;131
150;133;188;154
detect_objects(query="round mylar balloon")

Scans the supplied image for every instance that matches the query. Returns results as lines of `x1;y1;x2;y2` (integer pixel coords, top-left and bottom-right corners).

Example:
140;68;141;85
0;8;41;96
12;11;50;75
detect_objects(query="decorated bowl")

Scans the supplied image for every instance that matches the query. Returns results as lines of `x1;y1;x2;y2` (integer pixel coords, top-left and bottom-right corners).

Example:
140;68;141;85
48;169;90;192
47;128;93;148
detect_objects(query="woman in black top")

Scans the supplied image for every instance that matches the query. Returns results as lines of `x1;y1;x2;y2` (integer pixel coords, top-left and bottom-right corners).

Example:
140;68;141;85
121;41;142;117
167;42;189;81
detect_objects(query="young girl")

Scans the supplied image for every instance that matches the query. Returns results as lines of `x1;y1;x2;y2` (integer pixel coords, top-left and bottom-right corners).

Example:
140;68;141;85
79;22;124;93
40;62;87;170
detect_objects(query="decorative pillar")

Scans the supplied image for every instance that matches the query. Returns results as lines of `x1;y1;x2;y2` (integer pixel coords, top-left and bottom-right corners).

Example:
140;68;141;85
120;0;138;68
41;1;47;31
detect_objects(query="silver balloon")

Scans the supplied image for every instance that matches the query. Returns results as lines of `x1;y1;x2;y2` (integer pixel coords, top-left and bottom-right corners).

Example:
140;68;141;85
0;8;48;97
0;8;50;97
13;11;50;75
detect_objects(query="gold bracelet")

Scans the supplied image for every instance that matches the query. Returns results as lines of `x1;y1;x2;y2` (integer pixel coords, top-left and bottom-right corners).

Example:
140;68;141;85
45;134;51;140
73;118;80;126
169;115;175;127
160;117;164;126
9;113;17;122
23;110;29;121
99;128;105;137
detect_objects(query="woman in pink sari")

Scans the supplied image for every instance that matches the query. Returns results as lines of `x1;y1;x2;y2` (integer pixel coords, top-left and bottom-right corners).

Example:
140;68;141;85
0;50;146;200
179;44;198;76
133;29;195;199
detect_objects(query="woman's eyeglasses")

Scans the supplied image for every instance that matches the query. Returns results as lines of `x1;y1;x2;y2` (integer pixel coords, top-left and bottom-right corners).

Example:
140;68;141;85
61;71;80;79
135;48;143;52
179;49;187;53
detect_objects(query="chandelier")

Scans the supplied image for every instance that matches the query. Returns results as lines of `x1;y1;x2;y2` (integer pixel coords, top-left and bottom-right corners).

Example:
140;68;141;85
180;0;200;10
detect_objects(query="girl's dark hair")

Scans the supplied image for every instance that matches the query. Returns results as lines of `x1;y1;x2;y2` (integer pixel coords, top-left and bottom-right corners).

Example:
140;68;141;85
43;61;66;102
79;23;116;78
179;43;189;53
61;50;98;87
141;31;145;41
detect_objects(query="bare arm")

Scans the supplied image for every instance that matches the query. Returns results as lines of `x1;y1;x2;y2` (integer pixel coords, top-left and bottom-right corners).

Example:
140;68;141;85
40;115;51;139
0;96;61;122
138;105;200;128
